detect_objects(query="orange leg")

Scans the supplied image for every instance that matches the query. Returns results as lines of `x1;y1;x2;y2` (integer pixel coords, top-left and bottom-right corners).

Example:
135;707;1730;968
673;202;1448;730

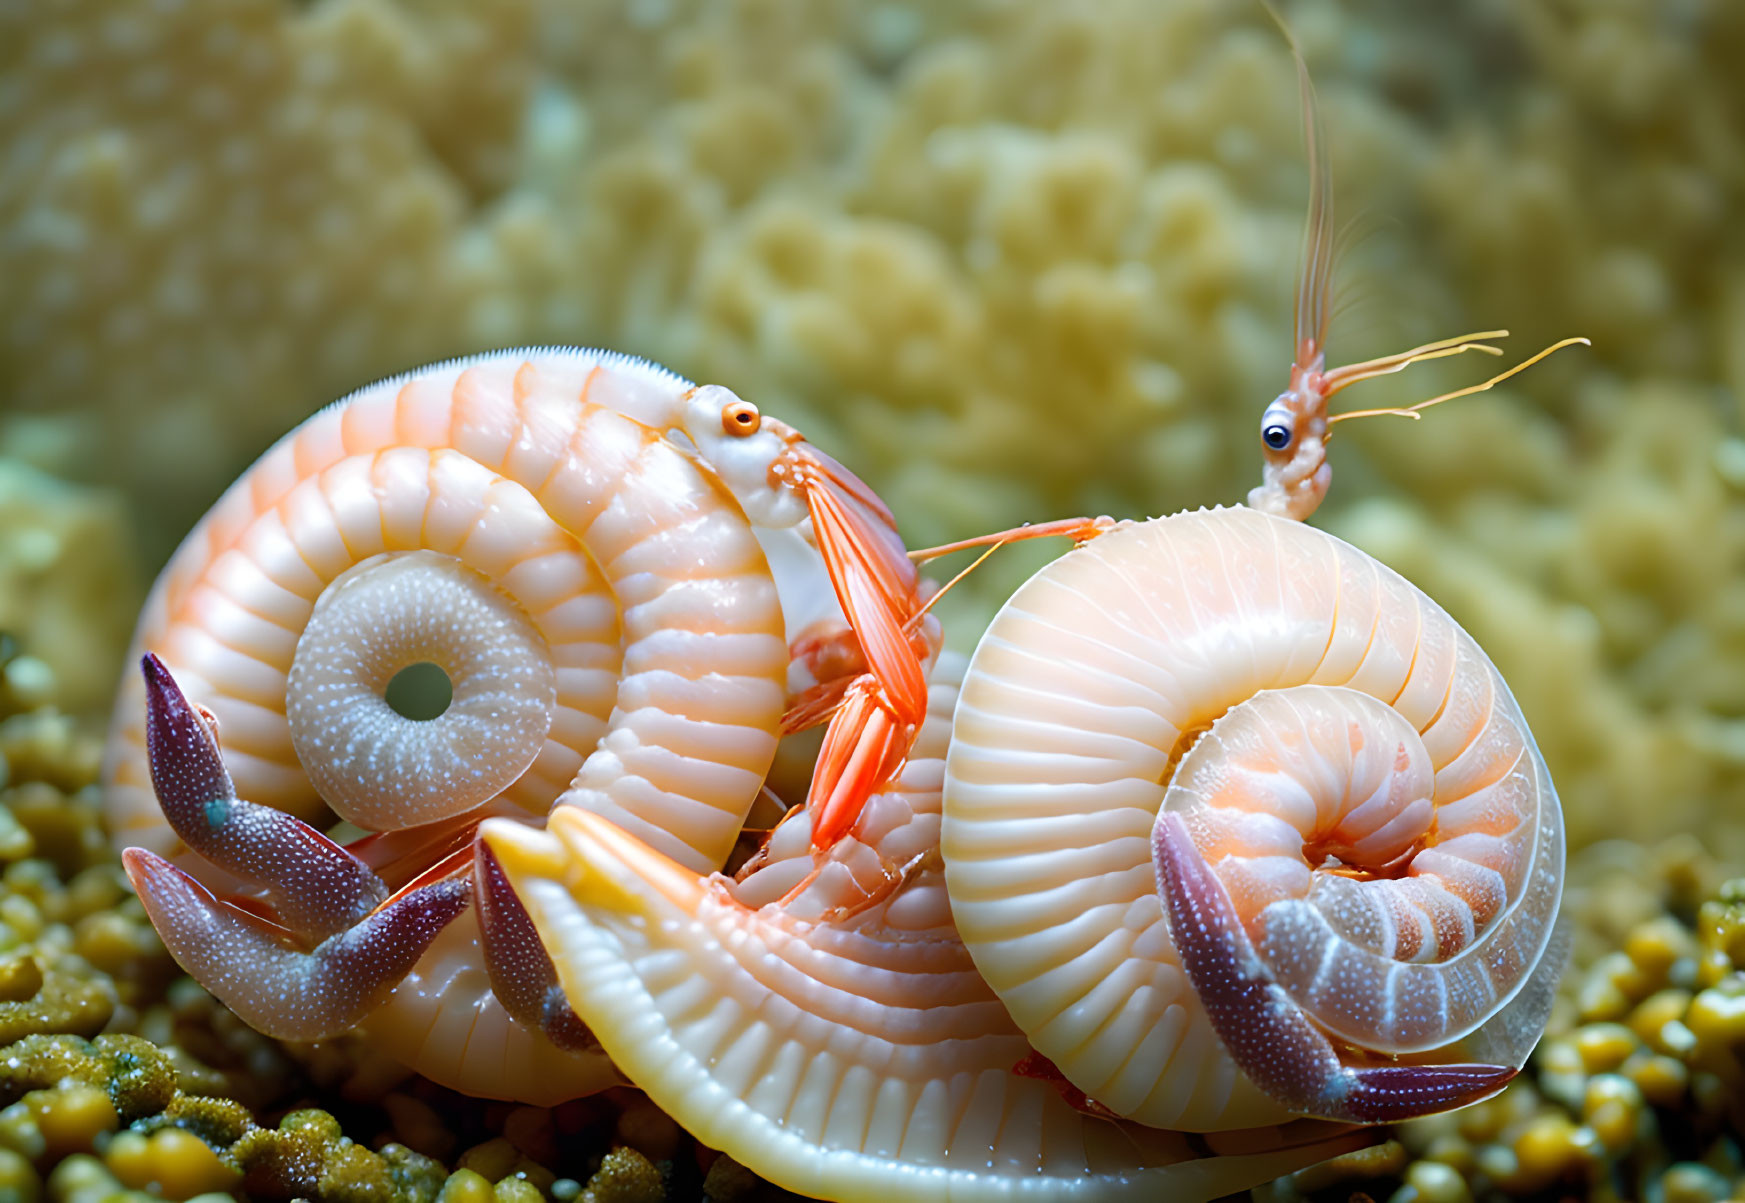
780;675;854;736
799;470;932;848
788;619;867;690
807;683;911;851
776;844;930;921
793;502;1114;850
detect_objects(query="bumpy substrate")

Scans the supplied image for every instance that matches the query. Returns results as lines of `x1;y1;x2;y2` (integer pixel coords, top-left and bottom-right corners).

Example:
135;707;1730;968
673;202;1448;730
0;626;1742;1201
0;644;701;1203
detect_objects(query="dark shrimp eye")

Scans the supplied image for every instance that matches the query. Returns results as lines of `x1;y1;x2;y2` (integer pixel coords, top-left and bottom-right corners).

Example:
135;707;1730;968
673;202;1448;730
1263;423;1293;451
722;400;761;437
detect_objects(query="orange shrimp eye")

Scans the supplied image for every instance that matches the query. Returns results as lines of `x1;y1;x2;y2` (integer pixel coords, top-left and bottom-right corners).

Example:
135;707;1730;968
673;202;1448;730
722;400;762;437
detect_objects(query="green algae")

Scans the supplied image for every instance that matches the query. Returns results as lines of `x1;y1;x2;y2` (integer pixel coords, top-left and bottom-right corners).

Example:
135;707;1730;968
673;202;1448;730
0;1035;177;1121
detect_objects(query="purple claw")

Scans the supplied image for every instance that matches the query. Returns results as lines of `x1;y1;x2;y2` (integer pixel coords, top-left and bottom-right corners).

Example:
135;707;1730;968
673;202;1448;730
1152;810;1513;1123
475;842;596;1052
123;848;470;1042
140;652;387;940
1339;1063;1517;1124
140;652;235;823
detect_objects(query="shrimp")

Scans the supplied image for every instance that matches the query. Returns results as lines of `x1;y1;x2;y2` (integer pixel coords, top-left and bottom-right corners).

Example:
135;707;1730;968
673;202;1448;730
1246;26;1587;522
100;349;925;1101
668;387;942;851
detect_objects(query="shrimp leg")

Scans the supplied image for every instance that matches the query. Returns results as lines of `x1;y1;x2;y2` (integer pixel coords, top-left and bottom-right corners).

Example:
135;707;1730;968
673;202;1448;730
907;515;1116;564
800;477;931;848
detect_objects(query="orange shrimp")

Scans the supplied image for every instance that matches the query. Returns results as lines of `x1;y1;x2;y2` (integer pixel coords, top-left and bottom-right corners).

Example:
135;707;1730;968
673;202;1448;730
668;389;940;852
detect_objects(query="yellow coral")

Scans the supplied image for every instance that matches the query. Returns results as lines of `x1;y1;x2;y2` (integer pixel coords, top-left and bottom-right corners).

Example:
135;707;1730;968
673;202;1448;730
6;0;1745;854
0;464;134;714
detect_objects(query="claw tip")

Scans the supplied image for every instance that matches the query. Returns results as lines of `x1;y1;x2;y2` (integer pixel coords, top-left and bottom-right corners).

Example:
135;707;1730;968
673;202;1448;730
139;651;184;713
139;651;174;693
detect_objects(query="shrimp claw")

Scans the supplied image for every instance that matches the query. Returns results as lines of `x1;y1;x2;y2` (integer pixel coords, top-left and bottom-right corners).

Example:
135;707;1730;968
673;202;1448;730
128;652;474;1041
122;848;470;1042
475;842;596;1053
786;447;930;851
1152;811;1515;1123
801;509;1119;850
138;652;387;935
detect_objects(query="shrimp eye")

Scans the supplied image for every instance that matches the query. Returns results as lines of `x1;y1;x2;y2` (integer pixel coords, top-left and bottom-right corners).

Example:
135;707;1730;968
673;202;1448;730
1262;422;1293;451
722;400;761;437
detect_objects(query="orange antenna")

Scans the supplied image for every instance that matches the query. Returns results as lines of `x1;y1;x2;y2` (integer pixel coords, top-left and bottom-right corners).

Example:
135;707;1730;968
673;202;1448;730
904;514;1116;629
1325;336;1590;428
907;539;1008;631
907;515;1111;563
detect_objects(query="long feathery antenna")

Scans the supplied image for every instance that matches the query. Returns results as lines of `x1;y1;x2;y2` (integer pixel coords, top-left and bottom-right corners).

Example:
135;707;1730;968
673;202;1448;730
1323;211;1391;330
1258;3;1590;439
1298;58;1332;361
1265;2;1333;364
1331;210;1391;270
1325;336;1590;428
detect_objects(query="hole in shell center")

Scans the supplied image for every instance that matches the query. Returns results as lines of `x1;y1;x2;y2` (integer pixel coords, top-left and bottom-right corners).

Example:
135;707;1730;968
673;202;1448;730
384;661;453;721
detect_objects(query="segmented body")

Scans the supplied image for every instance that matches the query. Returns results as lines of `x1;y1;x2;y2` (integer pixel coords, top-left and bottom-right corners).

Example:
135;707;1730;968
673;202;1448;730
940;507;1565;1127
482;509;1565;1200
104;350;798;1101
484;653;1367;1202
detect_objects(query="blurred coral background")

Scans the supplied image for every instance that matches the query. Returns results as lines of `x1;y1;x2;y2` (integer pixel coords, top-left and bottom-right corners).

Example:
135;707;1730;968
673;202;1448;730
2;0;1742;855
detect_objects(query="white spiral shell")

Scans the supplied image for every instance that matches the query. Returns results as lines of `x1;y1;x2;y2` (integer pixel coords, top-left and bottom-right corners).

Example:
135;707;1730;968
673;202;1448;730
941;506;1564;1129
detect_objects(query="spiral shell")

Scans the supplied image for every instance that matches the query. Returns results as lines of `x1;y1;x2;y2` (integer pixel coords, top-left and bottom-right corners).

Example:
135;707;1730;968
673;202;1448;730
102;350;792;1100
941;506;1564;1129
